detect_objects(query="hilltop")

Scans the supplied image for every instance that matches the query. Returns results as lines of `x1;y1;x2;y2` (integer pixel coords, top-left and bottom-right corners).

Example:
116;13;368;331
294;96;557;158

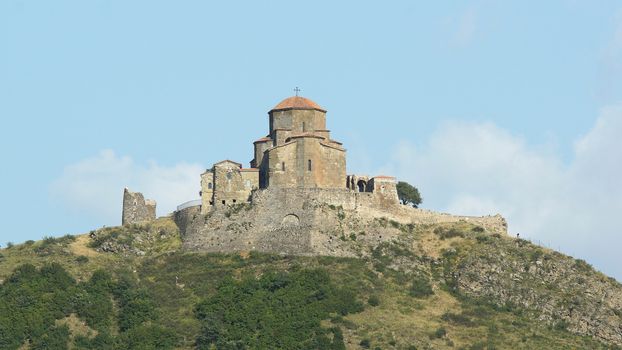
0;216;620;349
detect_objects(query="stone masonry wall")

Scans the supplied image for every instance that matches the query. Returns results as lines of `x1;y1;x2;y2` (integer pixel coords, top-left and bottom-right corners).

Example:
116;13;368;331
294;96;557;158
178;187;507;256
122;188;156;225
212;161;258;209
200;170;214;214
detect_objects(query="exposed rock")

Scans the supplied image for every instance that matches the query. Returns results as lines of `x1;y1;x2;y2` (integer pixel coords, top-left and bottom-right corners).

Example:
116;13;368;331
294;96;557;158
444;236;622;345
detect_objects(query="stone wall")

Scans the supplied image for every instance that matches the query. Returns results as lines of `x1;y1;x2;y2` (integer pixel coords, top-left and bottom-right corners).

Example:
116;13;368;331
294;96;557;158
264;136;346;189
200;170;214;214
174;204;201;235
212;161;258;209
122;188;156;225
178;187;508;256
269;109;327;144
254;107;346;190
252;138;272;168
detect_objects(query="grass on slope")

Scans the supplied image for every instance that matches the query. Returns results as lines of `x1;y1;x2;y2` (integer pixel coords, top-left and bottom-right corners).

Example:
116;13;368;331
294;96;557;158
0;217;620;349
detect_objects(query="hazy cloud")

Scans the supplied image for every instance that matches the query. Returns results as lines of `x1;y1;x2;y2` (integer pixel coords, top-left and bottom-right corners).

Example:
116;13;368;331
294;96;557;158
384;106;622;279
50;150;204;225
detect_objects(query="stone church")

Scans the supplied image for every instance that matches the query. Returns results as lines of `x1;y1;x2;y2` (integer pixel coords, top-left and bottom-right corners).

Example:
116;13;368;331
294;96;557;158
198;95;398;214
121;94;507;257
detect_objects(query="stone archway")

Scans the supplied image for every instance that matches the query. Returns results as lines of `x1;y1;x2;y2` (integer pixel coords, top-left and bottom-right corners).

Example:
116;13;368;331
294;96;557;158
357;180;367;192
281;214;300;227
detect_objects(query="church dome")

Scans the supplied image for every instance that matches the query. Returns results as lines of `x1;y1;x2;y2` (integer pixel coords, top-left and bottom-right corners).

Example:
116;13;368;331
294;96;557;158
270;96;326;113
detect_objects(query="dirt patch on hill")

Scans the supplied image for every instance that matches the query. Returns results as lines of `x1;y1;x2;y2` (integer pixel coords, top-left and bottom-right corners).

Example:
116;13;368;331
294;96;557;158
69;235;100;257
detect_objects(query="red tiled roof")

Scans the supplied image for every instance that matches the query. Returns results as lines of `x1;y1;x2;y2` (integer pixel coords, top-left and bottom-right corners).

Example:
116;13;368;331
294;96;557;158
270;96;326;113
253;137;272;143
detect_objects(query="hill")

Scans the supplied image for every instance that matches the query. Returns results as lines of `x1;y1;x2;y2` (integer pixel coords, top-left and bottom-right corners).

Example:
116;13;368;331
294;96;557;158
0;217;621;349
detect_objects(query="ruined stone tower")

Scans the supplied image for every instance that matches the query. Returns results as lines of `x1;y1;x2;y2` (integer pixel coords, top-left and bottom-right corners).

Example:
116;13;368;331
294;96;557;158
122;188;156;225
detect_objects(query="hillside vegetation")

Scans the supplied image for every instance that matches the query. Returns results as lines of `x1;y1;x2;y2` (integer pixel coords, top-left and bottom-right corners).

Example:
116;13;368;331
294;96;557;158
0;217;621;349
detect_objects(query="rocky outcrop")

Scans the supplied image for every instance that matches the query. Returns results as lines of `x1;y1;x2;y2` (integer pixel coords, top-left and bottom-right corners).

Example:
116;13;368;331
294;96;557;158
443;236;622;345
89;217;179;257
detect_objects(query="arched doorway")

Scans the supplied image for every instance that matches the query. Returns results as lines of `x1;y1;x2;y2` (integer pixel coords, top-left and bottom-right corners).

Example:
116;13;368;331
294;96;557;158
357;180;367;192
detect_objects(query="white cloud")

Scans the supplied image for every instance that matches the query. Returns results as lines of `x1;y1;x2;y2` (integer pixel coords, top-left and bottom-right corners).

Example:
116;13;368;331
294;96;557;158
50;150;204;226
384;106;622;280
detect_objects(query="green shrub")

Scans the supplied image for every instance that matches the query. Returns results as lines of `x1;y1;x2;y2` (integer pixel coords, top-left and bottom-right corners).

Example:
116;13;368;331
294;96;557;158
74;332;115;350
469;342;486;350
529;249;543;262
195;269;363;349
88;229;130;249
31;325;70;350
360;339;371;348
121;324;178;349
116;287;158;332
6;242;14;249
75;270;114;331
553;320;569;331
475;235;493;244
441;312;475;327
337;209;346;220
368;295;380;307
224;203;250;218
376;217;389;228
472;226;485;233
434;227;465;240
430;327;446;339
75;255;89;264
0;264;77;348
574;259;592;272
410;275;434;298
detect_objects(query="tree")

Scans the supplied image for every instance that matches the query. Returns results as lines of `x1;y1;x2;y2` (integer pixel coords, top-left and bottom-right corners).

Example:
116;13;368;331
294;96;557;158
396;181;422;208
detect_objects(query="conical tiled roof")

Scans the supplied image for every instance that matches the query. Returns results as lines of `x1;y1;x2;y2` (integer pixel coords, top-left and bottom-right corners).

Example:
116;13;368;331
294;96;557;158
270;96;326;112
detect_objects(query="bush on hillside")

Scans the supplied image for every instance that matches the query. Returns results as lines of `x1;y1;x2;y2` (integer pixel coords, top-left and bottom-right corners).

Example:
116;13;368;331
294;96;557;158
410;274;434;298
195;269;363;349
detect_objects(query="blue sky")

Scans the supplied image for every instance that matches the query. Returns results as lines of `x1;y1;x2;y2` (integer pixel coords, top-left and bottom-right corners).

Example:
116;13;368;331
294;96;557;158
1;1;621;279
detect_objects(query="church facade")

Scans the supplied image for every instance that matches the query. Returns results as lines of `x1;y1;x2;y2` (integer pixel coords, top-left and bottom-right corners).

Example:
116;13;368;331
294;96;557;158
199;95;396;213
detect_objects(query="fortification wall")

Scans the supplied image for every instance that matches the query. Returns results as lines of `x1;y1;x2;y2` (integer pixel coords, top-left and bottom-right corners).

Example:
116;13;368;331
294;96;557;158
179;187;508;256
173;205;201;237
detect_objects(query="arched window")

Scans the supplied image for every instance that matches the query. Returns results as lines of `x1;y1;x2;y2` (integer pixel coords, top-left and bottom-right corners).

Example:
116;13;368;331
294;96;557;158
208;183;213;190
357;180;367;192
282;162;285;171
308;159;312;171
302;122;306;132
